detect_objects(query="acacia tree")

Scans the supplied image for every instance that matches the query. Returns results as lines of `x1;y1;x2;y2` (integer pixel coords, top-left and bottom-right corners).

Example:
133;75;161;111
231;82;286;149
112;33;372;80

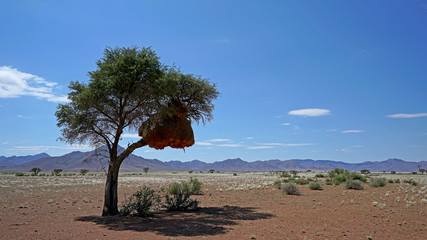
56;46;218;216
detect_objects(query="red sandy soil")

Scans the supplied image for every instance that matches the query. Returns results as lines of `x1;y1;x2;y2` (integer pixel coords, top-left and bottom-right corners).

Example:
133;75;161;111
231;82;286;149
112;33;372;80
1;178;426;239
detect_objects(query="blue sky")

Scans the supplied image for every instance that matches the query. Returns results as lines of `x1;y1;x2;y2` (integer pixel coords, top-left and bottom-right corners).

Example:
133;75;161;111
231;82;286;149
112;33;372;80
1;0;426;163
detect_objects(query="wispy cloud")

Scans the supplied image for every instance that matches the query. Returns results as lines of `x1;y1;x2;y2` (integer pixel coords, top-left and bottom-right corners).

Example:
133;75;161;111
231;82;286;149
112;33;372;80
386;113;427;118
217;144;242;147
0;66;69;103
341;130;364;133
195;141;213;146
350;145;363;148
13;144;92;151
259;143;313;147
122;133;140;138
360;48;378;57
281;122;291;126
244;137;254;140
288;108;330;117
208;139;232;142
247;146;275;150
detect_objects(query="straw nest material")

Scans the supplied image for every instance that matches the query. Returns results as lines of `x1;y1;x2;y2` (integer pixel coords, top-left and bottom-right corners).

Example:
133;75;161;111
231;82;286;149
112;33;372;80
138;100;195;150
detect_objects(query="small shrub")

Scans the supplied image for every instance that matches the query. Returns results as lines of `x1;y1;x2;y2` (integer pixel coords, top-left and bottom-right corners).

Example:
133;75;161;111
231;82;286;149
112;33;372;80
394;179;400;183
315;173;325;178
282;183;300;195
273;180;282;189
119;186;160;217
360;169;370;174
369;177;387;187
308;182;322;190
344;179;364;190
280;172;291;178
391;171;396;174
233;173;237;176
189;177;203;195
294;179;309;185
15;172;24;176
80;169;89;176
307;178;314;182
403;179;418;186
30;167;41;176
325;181;333;185
164;181;199;210
388;179;394;183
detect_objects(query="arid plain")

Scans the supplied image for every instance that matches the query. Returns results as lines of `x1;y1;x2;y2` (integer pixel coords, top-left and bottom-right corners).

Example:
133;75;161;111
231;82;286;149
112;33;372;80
1;172;426;239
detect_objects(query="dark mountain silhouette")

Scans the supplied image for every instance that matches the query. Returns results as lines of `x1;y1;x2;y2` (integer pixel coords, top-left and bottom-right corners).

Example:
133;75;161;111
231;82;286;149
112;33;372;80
1;148;425;172
0;153;50;167
0;147;180;172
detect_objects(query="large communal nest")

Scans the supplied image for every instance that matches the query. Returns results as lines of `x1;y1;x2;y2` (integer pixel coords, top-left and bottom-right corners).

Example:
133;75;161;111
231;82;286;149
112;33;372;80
138;99;195;150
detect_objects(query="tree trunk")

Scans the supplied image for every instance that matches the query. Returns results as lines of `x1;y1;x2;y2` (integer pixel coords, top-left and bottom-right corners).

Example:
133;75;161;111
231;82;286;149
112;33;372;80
102;162;121;216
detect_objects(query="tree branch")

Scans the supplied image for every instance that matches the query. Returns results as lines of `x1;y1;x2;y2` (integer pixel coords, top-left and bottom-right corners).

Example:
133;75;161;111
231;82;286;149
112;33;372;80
116;139;147;164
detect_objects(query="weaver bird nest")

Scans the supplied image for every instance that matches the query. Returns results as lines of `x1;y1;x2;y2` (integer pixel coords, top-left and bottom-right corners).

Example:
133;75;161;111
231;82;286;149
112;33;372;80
138;99;195;150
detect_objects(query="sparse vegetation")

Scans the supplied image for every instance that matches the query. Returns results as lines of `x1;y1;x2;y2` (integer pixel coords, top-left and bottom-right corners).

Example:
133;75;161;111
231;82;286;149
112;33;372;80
15;172;25;176
388;179;394;183
360;169;370;175
315;173;325;178
52;169;63;176
189;177;203;195
281;171;291;178
369;177;387;187
30;168;41;176
394;179;400;183
164;181;199;210
403;179;418;186
391;171;396;174
308;182;322;190
293;179;309;185
119;186;161;217
329;168;367;185
80;169;89;175
281;182;300;195
143;167;149;175
344;179;364;190
273;180;282;189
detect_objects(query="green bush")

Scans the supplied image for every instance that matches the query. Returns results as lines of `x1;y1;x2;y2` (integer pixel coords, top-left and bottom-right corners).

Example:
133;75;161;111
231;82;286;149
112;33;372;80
293;179;309;185
273;180;282;189
189;177;203;195
30;167;41;176
391;171;396;174
394;179;400;183
403;179;418;186
80;169;89;176
280;171;291;178
164;181;199;210
281;183;300;195
315;173;325;178
120;186;160;217
388;179;394;183
308;182;322;190
15;172;25;176
344;179;364;190
369;177;387;187
52;169;63;176
329;170;367;186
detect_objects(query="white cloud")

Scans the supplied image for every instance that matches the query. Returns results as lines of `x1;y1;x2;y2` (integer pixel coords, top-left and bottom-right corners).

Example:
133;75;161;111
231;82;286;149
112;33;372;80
247;146;275;150
195;141;213;146
341;130;364;133
281;123;291;126
386;113;427;118
0;66;69;103
288;108;330;117
122;133;140;138
350;145;363;148
208;139;232;142
217;144;242;147
260;143;313;147
244;137;255;140
13;144;92;151
2;142;8;145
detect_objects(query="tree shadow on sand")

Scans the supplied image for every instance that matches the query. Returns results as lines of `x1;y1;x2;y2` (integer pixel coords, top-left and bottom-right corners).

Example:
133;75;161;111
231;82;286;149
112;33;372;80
75;205;274;237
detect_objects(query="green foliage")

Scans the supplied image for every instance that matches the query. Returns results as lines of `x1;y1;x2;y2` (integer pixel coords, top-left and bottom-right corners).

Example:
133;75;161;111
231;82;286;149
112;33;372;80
391;171;396;174
188;170;193;174
388;179;394;183
15;172;24;176
419;169;426;174
30;168;41;176
329;169;367;185
369;177;387;187
360;169;370;174
119;186;160;217
282;183;300;195
293;179;309;185
208;169;215;173
328;168;345;178
52;169;63;176
308;182;323;190
325;179;333;185
403;179;418;186
344;179;364;190
80;169;89;175
394;179;400;183
289;170;298;177
164;181;199;210
273;180;282;189
189;177;203;195
143;167;149;175
315;173;325;178
280;171;291;178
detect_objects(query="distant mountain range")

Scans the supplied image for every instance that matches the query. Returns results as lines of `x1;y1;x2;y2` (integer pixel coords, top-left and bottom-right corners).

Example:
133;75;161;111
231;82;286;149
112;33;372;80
0;148;425;173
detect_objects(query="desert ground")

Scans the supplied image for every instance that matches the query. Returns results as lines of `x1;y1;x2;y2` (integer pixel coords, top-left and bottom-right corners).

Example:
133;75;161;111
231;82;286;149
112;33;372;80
0;172;426;239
